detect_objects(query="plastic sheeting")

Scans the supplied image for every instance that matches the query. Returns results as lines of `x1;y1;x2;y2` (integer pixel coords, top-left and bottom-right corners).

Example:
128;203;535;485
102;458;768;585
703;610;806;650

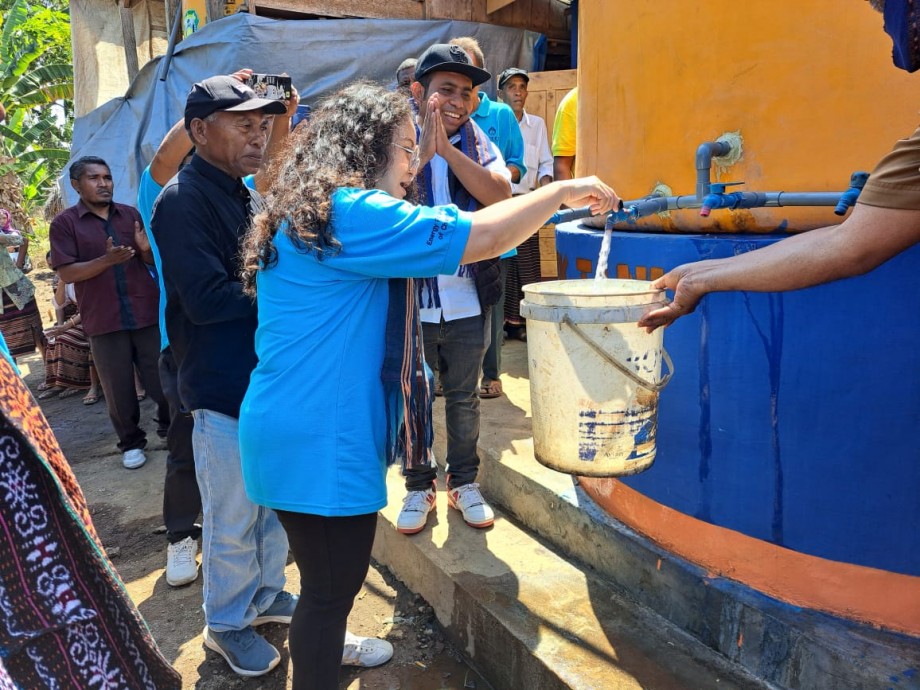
70;0;169;117
66;13;542;207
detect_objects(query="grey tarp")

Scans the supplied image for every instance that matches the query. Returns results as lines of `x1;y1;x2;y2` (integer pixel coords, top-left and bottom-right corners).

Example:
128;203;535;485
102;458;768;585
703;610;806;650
65;13;541;206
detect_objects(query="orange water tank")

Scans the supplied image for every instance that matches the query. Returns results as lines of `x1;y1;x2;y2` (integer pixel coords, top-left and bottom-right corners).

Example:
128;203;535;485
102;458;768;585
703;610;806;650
576;0;917;232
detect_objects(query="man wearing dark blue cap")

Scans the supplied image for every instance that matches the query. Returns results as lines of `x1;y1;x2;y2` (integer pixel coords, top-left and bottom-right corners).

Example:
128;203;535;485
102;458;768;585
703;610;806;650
150;75;294;678
397;43;512;536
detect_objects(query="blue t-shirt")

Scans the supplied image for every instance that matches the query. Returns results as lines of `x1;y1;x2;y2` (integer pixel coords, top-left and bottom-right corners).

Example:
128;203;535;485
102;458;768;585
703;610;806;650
239;188;472;515
471;93;524;259
0;332;18;374
137;167;170;351
137;166;257;351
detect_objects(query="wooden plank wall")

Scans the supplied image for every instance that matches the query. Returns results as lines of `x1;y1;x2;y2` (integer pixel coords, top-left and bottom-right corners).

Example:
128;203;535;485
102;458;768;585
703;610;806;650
426;0;567;39
246;0;568;39
519;69;576;278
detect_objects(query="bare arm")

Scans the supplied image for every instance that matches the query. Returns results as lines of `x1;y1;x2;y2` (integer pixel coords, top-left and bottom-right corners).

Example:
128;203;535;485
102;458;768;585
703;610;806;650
461;176;619;263
56;237;135;284
52;277;67;324
554;155;575;181
254;87;298;194
133;220;154;265
149;118;193;186
638;202;920;331
14;235;28;269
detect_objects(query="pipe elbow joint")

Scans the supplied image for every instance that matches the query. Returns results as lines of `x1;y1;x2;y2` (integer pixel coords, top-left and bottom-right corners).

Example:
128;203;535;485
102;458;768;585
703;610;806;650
834;191;859;216
699;193;722;216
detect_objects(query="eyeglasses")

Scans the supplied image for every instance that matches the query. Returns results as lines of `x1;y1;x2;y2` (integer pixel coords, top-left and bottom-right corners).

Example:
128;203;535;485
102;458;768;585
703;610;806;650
392;143;421;171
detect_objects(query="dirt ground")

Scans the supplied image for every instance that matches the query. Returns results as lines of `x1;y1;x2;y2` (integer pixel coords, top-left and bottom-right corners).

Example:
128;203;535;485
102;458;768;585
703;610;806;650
23;267;489;690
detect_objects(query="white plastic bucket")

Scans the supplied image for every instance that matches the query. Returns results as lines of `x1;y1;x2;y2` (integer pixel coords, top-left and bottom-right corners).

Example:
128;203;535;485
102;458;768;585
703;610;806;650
519;279;672;477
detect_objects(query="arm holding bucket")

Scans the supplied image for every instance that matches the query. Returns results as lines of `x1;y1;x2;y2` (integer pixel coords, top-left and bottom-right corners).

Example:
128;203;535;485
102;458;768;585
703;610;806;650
638;202;920;332
461;176;620;263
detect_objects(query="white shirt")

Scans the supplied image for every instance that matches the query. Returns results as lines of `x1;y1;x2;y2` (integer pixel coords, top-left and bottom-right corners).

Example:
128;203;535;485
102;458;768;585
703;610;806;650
421;120;511;323
512;110;554;195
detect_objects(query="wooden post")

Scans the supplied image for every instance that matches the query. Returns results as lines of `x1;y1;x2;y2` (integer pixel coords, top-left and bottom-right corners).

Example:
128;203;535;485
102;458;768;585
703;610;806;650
120;1;140;82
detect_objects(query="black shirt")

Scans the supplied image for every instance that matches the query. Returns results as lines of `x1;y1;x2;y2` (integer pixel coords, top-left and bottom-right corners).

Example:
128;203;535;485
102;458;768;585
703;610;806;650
150;154;260;418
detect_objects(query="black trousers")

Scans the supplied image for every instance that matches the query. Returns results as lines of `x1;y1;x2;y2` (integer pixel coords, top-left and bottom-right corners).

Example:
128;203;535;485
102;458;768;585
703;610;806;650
88;325;168;452
275;510;377;690
159;347;201;543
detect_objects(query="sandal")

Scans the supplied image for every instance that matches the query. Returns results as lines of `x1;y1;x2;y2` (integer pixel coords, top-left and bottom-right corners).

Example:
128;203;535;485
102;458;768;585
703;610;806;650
38;386;64;400
479;379;503;399
58;387;83;399
83;390;101;405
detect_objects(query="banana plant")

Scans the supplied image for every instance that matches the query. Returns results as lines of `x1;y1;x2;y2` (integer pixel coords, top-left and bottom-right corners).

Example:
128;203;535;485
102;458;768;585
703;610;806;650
0;0;73;208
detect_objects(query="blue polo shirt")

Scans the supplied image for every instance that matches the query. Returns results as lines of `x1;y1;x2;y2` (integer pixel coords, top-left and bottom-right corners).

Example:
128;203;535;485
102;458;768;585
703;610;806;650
137;166;256;352
471;92;525;258
239;188;471;516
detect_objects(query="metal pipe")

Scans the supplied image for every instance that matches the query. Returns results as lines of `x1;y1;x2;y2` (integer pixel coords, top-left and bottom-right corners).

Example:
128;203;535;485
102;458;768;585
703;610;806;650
158;1;184;82
695;140;732;200
555;190;848;228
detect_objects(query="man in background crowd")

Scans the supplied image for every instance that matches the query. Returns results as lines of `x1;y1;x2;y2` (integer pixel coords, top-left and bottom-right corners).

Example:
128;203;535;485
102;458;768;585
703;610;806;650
50;156;168;471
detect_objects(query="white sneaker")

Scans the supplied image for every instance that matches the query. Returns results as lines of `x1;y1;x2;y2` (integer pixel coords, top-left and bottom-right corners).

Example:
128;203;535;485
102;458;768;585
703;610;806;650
165;536;199;586
447;483;494;528
122;448;146;469
341;631;393;667
396;483;436;534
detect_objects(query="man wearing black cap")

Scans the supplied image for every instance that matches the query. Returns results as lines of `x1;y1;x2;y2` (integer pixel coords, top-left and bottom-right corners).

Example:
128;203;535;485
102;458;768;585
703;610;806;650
150;75;293;678
397;43;511;536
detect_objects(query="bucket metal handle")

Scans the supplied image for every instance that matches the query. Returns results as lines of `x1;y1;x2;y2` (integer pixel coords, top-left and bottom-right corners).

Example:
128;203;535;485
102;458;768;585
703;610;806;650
561;314;674;393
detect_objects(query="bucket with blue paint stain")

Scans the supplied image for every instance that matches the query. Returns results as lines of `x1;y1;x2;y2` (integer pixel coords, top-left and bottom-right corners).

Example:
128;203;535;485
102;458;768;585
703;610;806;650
520;279;673;477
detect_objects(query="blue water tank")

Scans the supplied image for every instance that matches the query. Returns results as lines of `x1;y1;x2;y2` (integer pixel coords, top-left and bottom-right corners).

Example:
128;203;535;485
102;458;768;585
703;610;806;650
555;224;920;577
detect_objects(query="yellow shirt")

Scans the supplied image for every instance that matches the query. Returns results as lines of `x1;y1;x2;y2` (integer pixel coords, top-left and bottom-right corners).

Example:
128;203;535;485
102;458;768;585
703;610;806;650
552;87;577;157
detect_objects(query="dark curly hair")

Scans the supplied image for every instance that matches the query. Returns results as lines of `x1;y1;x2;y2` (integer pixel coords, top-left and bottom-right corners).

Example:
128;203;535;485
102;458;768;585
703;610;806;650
242;81;415;294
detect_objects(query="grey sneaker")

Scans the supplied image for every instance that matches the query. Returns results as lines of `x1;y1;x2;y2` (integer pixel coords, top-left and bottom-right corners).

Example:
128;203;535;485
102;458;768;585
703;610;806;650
122;448;146;469
253;591;298;626
165;537;198;587
203;626;280;677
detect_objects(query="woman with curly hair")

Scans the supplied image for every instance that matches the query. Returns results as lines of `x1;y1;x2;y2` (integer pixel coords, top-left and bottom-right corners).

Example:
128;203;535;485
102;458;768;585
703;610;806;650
238;80;618;689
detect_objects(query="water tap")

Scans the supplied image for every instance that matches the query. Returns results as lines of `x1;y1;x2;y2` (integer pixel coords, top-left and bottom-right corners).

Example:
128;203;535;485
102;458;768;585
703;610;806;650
833;171;870;216
700;182;745;217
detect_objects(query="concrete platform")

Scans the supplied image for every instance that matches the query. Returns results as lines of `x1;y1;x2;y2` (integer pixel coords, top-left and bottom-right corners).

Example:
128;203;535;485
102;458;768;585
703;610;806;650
372;340;920;690
375;465;764;690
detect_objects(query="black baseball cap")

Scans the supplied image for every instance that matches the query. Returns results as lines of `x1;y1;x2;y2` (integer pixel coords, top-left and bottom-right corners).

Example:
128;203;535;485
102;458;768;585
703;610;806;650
498;67;529;90
184;75;287;128
414;44;491;87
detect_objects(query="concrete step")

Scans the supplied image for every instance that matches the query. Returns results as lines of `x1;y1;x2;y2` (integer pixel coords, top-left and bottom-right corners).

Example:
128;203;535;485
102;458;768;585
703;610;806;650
453;340;920;690
373;466;766;690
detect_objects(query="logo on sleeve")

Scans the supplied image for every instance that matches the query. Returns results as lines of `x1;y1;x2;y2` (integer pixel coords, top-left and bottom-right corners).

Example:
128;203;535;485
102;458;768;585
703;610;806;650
427;222;448;246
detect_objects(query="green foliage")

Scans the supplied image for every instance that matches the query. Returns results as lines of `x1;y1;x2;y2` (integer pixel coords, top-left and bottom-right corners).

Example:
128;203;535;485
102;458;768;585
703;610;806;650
0;0;73;211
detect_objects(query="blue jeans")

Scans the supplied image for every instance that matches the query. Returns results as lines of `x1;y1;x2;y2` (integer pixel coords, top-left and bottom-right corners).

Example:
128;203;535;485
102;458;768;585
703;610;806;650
405;313;490;491
192;409;289;631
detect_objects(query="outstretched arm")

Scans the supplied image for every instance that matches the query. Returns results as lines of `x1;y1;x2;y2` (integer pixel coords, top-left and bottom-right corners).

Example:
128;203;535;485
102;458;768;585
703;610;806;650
462;176;619;263
638;202;920;331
